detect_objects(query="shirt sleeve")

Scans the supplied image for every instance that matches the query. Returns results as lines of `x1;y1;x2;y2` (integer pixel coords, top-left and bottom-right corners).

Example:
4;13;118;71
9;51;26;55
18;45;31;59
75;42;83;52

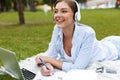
62;31;96;72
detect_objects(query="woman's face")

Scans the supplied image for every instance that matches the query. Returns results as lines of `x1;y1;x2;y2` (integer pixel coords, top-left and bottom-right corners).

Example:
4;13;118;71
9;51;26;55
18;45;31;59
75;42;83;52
54;1;74;28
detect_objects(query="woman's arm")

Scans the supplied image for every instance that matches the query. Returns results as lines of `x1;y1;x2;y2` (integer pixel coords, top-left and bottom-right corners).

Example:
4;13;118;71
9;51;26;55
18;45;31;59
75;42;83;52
35;55;63;70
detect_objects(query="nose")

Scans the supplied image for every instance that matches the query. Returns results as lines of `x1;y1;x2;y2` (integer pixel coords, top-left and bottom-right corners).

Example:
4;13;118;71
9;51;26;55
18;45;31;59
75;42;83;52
54;12;62;18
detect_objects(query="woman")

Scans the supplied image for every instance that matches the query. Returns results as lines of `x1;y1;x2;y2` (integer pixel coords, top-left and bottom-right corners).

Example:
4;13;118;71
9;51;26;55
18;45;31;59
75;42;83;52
35;0;120;76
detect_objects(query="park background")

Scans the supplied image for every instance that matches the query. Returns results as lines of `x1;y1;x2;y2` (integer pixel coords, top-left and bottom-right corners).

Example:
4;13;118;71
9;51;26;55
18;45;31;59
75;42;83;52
0;0;120;80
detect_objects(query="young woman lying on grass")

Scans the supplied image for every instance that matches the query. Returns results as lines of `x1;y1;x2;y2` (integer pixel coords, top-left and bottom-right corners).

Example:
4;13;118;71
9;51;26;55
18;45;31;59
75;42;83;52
35;0;120;76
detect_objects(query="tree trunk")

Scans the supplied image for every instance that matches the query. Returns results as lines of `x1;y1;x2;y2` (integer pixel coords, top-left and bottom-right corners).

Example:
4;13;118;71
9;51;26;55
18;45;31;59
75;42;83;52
16;0;25;24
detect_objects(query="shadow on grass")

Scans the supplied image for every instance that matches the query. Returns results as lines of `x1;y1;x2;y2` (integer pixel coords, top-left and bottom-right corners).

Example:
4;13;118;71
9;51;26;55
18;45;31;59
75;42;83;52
0;20;54;28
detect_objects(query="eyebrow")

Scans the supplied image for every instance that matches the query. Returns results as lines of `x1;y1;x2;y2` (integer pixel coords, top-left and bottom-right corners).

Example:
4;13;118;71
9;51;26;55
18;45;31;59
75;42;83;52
54;8;68;11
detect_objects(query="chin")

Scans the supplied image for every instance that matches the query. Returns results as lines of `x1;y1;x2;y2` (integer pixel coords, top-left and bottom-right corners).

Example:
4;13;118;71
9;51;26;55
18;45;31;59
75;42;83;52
56;24;64;28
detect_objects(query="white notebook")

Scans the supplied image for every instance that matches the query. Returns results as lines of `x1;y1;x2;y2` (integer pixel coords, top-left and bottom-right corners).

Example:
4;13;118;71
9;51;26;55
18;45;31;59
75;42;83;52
33;69;97;80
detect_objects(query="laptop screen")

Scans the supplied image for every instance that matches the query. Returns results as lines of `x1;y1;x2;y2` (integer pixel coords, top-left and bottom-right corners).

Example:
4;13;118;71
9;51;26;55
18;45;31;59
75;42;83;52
0;47;24;79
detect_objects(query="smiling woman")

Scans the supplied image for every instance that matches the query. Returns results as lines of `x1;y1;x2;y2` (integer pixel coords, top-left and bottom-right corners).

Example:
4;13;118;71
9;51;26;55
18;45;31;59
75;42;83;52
34;0;120;77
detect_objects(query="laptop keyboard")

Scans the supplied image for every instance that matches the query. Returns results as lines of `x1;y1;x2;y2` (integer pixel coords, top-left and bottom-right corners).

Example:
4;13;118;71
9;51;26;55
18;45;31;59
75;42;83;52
21;68;36;80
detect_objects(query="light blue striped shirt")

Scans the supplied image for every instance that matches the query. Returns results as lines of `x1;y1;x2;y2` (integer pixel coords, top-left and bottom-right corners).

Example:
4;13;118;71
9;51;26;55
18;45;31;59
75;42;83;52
44;23;118;72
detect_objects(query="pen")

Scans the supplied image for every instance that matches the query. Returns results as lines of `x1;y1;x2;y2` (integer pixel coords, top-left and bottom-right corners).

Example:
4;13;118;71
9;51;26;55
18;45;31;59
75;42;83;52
39;58;50;70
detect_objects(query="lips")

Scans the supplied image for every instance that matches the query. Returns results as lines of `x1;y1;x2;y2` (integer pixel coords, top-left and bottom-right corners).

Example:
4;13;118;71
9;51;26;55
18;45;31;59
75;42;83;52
56;19;64;24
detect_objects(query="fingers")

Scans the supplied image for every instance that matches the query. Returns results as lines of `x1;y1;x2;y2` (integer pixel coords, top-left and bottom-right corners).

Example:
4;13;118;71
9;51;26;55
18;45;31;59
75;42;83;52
40;63;54;76
35;54;41;66
35;55;49;66
41;66;51;76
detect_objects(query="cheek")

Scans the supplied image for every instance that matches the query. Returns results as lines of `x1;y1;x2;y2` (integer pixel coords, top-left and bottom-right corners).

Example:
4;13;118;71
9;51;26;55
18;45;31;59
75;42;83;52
66;14;74;20
66;15;74;22
53;14;55;20
53;14;59;21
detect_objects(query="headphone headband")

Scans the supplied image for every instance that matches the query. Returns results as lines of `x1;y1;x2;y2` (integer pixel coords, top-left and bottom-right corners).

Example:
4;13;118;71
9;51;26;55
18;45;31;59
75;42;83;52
74;0;81;21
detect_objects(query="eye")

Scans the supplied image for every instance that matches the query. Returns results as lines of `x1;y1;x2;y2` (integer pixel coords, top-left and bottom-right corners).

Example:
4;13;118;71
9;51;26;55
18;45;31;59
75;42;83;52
62;10;67;13
54;10;58;14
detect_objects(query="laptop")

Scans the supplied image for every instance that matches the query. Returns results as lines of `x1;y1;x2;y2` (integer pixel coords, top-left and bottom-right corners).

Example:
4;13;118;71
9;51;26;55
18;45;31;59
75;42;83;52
0;47;36;80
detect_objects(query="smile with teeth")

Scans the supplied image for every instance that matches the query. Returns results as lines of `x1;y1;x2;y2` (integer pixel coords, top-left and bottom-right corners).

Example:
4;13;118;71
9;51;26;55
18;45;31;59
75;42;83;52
58;20;63;22
56;19;64;23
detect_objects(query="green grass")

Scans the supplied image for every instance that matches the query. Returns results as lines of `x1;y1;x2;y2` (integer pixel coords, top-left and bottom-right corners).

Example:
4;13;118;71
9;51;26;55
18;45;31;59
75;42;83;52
0;8;120;79
80;8;120;39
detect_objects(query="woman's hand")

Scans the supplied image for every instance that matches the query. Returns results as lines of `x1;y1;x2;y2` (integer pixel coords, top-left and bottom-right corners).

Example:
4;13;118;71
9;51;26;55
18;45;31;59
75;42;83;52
40;63;54;76
35;54;63;70
35;54;49;66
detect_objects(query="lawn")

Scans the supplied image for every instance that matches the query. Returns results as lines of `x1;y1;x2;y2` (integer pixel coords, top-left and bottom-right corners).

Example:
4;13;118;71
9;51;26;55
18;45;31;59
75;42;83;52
0;8;120;80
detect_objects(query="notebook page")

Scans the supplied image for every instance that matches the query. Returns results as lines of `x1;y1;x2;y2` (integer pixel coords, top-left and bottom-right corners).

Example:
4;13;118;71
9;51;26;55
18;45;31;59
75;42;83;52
33;69;97;80
33;70;67;80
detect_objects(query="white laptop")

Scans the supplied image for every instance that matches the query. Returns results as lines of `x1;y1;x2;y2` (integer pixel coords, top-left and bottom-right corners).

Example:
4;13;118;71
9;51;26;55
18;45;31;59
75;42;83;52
0;47;36;80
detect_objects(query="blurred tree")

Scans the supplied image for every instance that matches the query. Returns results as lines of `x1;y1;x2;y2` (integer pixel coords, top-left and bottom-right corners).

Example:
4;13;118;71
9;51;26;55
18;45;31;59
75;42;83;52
6;0;11;11
12;0;17;11
0;0;12;12
43;0;50;4
28;0;36;11
34;0;42;5
44;0;87;10
48;0;56;10
77;0;87;3
16;0;25;24
0;0;88;12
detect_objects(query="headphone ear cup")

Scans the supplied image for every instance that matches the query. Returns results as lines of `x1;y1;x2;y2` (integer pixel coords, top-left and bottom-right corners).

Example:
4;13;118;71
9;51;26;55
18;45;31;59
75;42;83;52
75;12;78;21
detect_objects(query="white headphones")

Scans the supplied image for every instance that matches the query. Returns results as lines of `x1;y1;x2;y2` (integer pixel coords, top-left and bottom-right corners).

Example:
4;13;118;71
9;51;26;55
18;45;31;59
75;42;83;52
74;0;81;21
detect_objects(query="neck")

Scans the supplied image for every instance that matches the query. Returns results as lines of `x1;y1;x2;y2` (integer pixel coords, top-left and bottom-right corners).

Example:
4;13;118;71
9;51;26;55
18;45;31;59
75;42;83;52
62;24;75;38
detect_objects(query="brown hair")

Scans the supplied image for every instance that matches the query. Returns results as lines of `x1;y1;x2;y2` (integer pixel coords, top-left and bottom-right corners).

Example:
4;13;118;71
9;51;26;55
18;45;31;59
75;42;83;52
53;0;78;19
